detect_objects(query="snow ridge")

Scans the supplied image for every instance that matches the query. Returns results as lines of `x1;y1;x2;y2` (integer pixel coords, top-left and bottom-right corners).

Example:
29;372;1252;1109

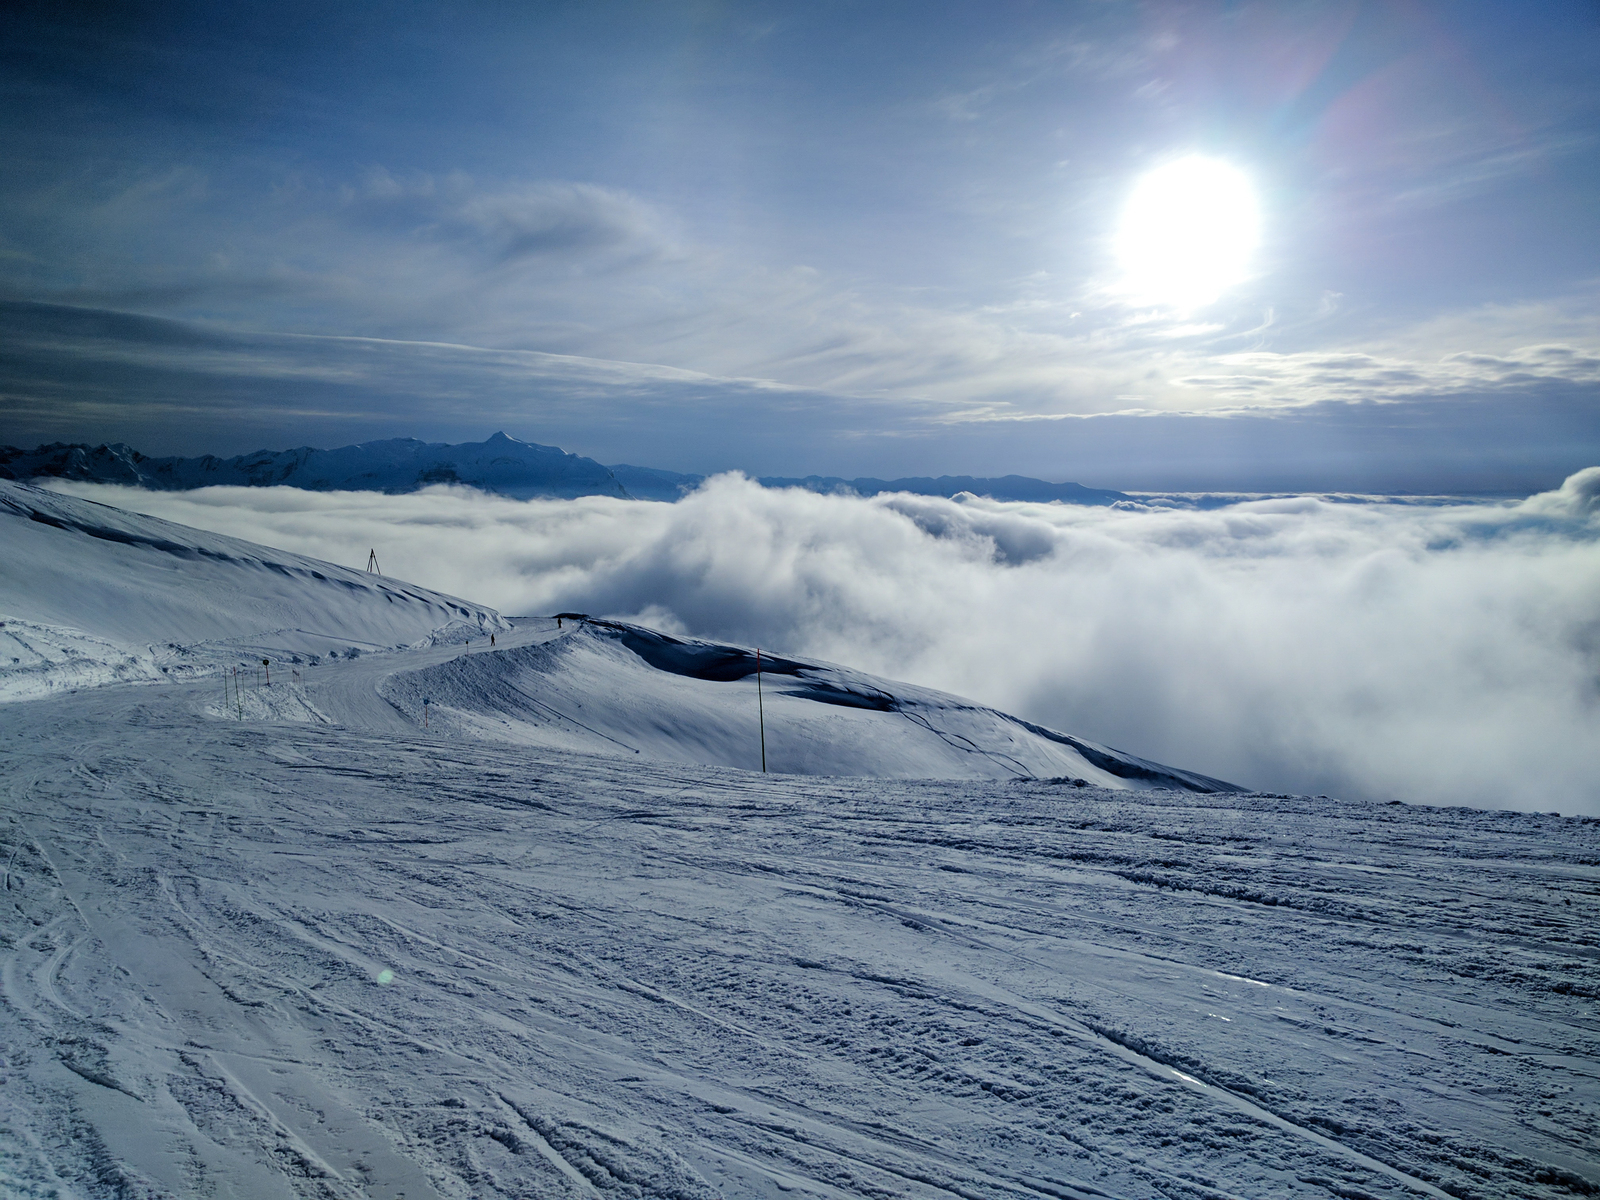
0;478;507;699
380;616;1243;789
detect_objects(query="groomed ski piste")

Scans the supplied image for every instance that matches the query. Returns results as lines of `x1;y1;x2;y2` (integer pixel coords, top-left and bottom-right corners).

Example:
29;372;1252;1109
1;477;1596;1200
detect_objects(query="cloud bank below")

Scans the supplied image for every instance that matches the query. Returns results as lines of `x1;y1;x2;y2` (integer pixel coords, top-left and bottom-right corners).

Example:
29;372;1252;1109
48;469;1600;815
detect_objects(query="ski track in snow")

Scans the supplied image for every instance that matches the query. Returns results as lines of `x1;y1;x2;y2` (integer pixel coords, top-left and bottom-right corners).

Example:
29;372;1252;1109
2;651;1598;1199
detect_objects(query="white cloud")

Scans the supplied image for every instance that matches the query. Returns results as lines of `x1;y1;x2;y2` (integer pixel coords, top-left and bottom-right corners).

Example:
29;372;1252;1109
1176;343;1600;405
347;171;679;268
48;471;1600;815
7;151;1598;428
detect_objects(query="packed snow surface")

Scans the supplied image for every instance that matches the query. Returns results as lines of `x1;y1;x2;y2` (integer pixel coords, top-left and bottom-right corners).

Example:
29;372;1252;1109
2;676;1596;1199
1;479;1597;1199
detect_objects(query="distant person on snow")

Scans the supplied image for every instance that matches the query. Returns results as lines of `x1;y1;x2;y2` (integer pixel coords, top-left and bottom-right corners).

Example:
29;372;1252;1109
490;633;495;647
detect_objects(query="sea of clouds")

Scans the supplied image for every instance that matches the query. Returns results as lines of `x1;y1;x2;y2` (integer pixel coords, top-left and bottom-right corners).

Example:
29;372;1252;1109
48;469;1600;815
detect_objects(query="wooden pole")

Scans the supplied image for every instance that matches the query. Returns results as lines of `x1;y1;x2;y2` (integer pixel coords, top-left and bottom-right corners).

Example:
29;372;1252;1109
756;648;767;773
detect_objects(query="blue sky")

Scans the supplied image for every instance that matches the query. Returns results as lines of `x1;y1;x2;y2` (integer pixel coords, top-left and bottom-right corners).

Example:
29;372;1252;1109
2;0;1597;490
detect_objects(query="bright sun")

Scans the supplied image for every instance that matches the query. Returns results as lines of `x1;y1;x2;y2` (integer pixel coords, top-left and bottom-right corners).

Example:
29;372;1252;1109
1116;156;1259;309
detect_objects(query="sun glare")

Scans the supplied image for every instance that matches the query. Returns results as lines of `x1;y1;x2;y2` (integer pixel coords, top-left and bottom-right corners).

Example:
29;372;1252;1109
1116;156;1259;309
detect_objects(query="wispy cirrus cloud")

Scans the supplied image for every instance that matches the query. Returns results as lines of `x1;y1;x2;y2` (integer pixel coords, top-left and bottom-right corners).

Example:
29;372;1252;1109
347;169;681;268
1176;343;1600;405
1;2;1596;492
2;297;1596;494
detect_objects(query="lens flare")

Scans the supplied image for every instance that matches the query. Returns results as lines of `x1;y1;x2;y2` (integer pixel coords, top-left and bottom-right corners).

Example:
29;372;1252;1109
1116;156;1260;308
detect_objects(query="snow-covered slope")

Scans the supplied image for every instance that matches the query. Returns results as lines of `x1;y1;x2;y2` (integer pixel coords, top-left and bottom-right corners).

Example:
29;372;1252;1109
387;617;1241;789
1;480;1594;1200
2;683;1594;1200
0;479;506;700
1;431;629;499
2;479;1235;786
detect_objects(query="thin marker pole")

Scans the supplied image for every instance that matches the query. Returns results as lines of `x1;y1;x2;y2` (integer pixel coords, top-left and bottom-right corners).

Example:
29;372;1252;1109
756;648;767;773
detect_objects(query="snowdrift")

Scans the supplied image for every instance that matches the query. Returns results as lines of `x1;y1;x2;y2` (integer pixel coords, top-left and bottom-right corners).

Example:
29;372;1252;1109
382;617;1242;789
0;479;506;700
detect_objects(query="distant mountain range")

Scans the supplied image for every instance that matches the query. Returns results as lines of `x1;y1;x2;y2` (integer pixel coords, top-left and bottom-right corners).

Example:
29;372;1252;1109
0;432;627;500
609;462;1128;504
1;432;1130;505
